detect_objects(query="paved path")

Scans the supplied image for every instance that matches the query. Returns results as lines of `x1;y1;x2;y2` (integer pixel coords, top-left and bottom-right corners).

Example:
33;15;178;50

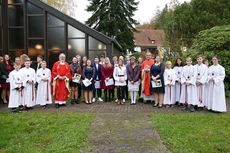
87;113;169;153
1;101;229;113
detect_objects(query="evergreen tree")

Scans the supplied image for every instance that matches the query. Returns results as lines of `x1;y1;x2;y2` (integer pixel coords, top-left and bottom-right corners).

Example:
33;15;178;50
86;0;139;52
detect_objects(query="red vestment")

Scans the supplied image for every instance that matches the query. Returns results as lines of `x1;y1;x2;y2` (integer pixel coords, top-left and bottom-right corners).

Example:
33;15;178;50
51;61;71;101
141;59;155;96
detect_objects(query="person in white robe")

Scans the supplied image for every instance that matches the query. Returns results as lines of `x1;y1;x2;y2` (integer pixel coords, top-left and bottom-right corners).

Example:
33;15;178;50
8;63;24;113
194;55;208;109
173;58;184;105
207;56;226;112
20;60;36;109
163;61;176;107
36;61;52;109
180;57;198;112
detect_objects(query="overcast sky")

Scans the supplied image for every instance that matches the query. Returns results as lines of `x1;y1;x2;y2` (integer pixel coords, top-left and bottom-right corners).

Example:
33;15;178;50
74;0;191;24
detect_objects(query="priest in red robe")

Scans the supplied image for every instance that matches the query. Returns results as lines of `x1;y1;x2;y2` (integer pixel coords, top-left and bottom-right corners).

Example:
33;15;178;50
141;52;155;102
51;53;71;108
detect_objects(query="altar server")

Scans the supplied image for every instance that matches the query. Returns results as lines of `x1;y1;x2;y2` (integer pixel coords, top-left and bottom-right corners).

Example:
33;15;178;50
207;56;226;112
173;58;184;105
20;59;36;109
36;61;52;109
8;63;24;113
180;57;197;112
194;55;208;109
163;61;176;107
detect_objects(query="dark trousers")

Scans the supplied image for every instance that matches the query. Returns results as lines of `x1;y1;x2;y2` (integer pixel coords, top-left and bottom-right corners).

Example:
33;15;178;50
125;85;128;99
0;87;2;102
111;89;115;99
117;86;125;100
93;88;102;98
104;89;112;102
78;83;81;99
139;83;142;97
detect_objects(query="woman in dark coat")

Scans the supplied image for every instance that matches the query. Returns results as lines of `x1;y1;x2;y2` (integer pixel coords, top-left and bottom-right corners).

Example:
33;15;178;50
0;54;13;104
127;56;140;105
150;55;165;108
101;57;114;102
82;59;95;104
70;57;82;104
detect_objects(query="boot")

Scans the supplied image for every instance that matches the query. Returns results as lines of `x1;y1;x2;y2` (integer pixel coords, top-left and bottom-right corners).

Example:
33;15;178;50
120;99;124;105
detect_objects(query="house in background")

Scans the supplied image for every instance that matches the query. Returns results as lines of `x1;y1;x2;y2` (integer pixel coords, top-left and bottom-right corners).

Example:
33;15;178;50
0;0;122;67
133;29;166;57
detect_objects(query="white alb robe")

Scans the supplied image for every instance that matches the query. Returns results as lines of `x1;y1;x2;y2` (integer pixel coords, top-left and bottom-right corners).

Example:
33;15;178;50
20;67;36;107
204;66;210;107
36;68;52;106
207;64;226;112
194;63;208;107
173;66;183;102
8;70;24;108
180;65;198;105
163;68;176;105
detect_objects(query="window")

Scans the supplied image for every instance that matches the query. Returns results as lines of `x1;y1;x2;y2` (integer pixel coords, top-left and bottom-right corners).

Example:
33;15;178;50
48;14;64;27
48;50;62;68
28;39;44;61
89;51;106;60
89;36;106;50
68;39;85;61
48;27;65;50
28;2;44;14
28;16;45;38
8;0;24;4
8;4;24;26
9;28;24;49
68;25;85;38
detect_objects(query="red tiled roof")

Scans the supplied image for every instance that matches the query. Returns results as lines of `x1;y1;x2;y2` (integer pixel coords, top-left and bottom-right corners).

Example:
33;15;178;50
134;29;166;47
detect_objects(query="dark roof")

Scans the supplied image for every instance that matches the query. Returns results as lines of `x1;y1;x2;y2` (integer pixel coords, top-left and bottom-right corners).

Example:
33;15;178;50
134;29;166;47
29;0;122;51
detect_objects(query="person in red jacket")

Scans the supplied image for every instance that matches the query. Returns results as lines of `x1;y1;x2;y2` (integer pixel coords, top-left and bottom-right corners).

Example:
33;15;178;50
51;53;71;108
101;57;114;102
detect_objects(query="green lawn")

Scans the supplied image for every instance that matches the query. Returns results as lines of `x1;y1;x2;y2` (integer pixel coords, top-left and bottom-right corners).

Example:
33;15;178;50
0;112;95;153
150;113;230;153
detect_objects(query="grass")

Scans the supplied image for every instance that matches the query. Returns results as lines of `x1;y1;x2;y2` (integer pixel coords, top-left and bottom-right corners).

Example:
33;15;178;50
150;113;230;153
0;112;95;153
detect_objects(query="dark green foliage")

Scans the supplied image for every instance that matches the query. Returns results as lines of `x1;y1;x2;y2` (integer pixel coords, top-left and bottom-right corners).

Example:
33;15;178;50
86;0;139;52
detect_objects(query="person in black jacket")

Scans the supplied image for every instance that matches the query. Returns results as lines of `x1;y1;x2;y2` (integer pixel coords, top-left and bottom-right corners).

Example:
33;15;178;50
0;54;13;104
30;55;43;72
0;56;3;103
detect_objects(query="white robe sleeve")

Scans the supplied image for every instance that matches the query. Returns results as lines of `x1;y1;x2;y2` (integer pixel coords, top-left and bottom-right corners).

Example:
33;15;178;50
171;70;176;85
188;66;197;85
31;69;36;83
47;69;51;83
9;72;17;90
198;66;208;84
214;66;225;86
36;69;42;84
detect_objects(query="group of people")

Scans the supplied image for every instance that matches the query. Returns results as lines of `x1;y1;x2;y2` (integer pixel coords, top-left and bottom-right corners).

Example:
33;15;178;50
0;51;227;113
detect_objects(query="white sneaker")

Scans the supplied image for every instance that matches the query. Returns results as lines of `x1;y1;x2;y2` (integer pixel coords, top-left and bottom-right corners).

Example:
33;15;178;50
98;97;103;102
115;99;118;102
123;99;125;103
92;98;95;103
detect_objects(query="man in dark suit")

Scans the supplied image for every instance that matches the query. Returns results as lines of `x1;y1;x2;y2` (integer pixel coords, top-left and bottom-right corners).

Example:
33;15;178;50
76;55;82;101
92;56;103;102
31;55;43;72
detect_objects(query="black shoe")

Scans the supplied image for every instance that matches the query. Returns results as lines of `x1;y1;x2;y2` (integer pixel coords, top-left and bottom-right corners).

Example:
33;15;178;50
71;99;75;105
182;105;188;111
55;104;59;108
75;99;79;104
190;105;195;112
11;108;18;114
62;104;66;107
42;105;47;109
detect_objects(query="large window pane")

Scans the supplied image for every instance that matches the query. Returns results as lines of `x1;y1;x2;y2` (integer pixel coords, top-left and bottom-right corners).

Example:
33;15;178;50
47;14;64;26
28;2;44;14
9;28;24;49
48;50;62;68
89;51;106;60
8;0;24;4
28;39;44;61
28;16;45;37
68;25;85;38
0;6;2;25
8;50;24;60
68;39;85;60
89;36;106;50
48;27;65;49
8;4;24;26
